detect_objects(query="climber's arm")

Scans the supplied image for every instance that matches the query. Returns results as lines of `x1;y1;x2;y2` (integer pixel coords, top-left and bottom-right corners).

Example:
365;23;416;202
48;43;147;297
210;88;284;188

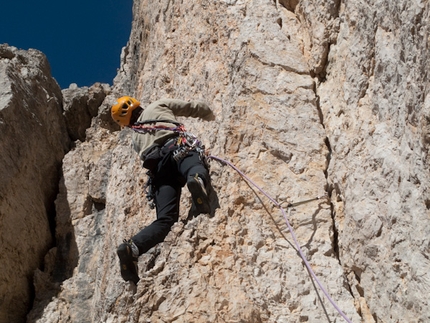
156;98;215;121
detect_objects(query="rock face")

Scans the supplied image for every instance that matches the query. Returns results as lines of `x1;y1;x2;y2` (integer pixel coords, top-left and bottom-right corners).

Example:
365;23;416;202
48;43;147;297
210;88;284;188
316;1;430;321
317;1;430;322
62;83;111;142
0;45;70;323
1;0;429;322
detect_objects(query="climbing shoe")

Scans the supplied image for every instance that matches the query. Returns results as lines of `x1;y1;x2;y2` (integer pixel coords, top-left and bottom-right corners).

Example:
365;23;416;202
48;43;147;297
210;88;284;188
117;239;140;284
187;174;211;215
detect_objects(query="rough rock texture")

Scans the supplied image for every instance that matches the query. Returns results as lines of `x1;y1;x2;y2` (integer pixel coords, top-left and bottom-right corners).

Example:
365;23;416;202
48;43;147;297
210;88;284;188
62;83;111;142
1;0;429;322
317;1;430;321
0;45;70;323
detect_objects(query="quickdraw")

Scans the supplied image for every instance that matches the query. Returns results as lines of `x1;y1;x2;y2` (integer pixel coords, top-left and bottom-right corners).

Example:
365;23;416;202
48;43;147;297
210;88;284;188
172;134;206;162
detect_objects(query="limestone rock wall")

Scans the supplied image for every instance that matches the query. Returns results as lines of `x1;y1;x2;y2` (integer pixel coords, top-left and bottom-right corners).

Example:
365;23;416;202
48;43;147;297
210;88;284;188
1;0;429;322
317;1;430;321
0;45;70;323
30;0;361;321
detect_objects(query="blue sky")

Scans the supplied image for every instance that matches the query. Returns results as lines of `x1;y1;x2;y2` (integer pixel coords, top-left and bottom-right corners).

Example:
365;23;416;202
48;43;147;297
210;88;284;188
0;0;133;89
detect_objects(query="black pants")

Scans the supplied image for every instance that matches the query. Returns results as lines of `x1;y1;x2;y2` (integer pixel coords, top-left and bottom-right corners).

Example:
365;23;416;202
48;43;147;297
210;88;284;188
132;150;209;255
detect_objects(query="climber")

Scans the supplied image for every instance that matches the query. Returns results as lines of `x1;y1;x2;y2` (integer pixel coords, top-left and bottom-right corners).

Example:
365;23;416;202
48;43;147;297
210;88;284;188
111;96;216;284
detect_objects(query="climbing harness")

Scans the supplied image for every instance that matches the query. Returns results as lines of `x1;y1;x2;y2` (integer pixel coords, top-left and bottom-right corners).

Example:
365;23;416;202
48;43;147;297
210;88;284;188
207;155;353;323
172;135;205;162
132;119;208;209
131;119;207;164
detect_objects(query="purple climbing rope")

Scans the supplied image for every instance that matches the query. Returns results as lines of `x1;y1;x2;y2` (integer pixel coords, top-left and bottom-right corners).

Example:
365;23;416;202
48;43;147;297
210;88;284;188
208;155;353;323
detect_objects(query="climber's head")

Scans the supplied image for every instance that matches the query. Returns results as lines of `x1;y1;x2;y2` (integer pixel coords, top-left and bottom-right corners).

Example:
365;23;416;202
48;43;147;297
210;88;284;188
111;96;142;127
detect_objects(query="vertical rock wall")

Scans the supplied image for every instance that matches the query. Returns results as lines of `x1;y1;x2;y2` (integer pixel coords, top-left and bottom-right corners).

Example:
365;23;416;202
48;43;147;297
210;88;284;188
18;0;430;322
109;0;359;322
316;0;430;321
31;0;354;322
0;45;70;323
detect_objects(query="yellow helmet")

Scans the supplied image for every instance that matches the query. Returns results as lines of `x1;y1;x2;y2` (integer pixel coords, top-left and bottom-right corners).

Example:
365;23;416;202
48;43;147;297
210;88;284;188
111;96;141;126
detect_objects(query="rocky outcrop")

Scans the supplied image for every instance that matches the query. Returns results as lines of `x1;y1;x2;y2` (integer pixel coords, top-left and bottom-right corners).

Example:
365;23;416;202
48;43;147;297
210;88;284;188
0;45;70;323
1;0;429;322
0;46;112;323
62;83;111;142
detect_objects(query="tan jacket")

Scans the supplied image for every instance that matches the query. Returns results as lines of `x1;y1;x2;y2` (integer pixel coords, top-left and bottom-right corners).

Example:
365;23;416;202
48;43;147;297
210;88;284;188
132;98;214;160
